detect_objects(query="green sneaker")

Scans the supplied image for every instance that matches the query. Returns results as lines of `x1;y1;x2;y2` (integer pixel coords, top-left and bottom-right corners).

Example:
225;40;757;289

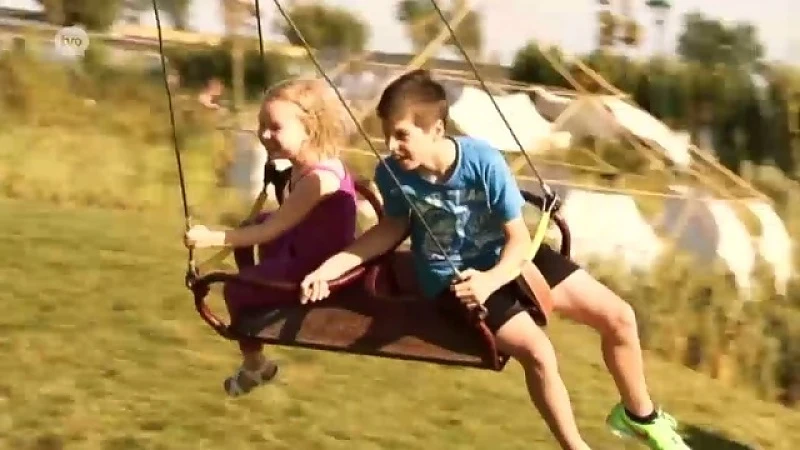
606;403;691;450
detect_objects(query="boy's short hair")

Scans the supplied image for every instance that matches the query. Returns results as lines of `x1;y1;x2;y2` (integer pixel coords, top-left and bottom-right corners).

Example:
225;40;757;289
376;69;449;129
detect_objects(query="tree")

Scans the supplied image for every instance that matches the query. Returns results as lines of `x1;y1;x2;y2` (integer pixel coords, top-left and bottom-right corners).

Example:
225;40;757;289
508;43;571;89
36;0;190;30
123;0;191;30
35;0;121;30
272;2;369;55
155;0;191;29
395;0;483;60
677;12;764;69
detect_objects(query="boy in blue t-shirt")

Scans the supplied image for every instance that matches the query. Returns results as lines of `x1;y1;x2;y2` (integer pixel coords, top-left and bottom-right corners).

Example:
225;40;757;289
374;133;528;301
301;70;689;450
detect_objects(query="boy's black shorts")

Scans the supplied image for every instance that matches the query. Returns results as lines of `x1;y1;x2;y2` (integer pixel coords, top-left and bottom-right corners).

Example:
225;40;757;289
440;243;580;334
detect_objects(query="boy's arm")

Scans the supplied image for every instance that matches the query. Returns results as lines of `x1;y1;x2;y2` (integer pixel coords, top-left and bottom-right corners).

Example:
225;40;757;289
312;158;412;279
313;215;410;279
482;147;530;290
484;217;531;291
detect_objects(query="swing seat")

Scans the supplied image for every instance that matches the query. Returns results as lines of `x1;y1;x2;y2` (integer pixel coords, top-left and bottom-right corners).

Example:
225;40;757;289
189;169;572;371
228;248;506;369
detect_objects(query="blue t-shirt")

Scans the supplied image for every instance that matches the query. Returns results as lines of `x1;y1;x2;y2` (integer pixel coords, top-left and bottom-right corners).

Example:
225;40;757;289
374;135;525;298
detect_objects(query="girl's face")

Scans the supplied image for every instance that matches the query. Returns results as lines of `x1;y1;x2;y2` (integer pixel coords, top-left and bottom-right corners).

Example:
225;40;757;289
258;99;309;161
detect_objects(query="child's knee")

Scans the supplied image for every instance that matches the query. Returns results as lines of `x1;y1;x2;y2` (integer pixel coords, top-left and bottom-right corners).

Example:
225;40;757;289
496;315;559;375
603;300;638;338
520;347;558;378
505;338;559;377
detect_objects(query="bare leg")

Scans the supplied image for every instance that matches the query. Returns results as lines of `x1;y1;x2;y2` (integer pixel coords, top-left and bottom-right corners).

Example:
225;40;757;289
495;312;592;450
219;338;278;396
221;283;280;396
550;270;654;417
240;340;268;370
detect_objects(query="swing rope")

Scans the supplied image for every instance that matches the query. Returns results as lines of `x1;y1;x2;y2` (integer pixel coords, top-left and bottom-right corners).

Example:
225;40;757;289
425;0;560;261
426;0;550;194
268;0;564;318
152;0;563;318
150;0;272;287
151;0;195;284
269;0;463;279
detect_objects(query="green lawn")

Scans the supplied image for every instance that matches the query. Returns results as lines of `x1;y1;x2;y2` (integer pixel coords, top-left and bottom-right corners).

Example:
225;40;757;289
1;198;799;450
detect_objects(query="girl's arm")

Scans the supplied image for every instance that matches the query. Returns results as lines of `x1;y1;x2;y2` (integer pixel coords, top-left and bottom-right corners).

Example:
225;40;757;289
222;170;340;248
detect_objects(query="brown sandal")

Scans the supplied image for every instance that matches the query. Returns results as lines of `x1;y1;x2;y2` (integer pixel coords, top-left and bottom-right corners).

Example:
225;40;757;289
223;361;278;397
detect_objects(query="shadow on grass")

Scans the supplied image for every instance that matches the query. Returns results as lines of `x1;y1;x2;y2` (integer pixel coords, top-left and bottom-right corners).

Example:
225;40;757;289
682;424;755;450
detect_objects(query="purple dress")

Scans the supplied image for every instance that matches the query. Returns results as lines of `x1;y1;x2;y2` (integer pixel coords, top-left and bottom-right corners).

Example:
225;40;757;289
223;163;357;351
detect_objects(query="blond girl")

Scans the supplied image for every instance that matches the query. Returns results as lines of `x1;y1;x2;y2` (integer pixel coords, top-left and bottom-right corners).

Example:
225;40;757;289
185;78;358;396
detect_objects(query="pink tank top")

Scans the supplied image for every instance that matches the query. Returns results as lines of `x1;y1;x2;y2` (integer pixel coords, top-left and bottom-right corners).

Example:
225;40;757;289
282;162;358;273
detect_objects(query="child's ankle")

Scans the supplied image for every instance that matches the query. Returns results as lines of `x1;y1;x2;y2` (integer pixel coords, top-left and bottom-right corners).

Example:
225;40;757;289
242;353;267;371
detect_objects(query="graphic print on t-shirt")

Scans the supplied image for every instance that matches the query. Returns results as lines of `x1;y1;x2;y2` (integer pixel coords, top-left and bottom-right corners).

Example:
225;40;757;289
374;135;527;297
398;184;504;263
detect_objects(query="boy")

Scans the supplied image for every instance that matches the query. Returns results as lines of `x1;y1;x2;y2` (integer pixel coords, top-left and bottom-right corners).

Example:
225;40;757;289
300;69;690;450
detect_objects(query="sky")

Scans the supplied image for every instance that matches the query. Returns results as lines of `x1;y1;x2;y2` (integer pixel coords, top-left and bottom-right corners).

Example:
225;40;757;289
3;0;797;65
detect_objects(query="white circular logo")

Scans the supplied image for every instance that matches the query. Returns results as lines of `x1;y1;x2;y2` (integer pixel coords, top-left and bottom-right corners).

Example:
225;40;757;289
54;26;89;58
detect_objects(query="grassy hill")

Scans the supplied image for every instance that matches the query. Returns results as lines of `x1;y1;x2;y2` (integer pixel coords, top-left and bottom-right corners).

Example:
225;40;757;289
1;198;799;450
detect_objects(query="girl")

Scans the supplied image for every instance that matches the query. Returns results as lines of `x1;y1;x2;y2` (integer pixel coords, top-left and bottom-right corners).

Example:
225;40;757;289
184;78;358;397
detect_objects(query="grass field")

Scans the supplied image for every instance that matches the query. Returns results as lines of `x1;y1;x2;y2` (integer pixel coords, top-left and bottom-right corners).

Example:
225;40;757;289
2;197;800;450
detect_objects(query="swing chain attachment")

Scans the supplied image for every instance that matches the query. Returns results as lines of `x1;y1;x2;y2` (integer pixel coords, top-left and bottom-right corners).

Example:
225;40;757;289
185;255;199;290
184;214;199;289
541;185;562;214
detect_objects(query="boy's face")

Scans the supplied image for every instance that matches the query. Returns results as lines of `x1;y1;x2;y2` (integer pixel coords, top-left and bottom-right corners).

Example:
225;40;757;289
381;111;444;171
